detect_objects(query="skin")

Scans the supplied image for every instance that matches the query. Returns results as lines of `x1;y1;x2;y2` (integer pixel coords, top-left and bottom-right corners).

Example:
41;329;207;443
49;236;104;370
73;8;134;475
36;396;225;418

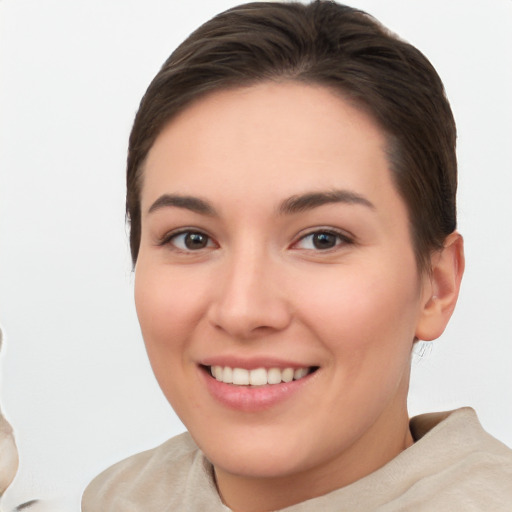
134;82;464;512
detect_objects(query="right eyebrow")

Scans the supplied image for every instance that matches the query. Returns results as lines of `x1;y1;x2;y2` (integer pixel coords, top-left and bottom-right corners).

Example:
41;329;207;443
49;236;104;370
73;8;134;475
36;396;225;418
278;189;375;215
147;194;218;216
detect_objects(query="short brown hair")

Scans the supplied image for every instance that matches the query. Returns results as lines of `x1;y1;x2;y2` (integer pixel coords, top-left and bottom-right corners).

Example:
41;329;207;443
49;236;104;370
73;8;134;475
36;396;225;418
126;0;457;271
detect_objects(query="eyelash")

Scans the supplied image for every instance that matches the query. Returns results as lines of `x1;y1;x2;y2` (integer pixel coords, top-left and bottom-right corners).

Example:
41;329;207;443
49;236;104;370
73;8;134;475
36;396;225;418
159;227;353;253
158;229;217;252
292;228;354;251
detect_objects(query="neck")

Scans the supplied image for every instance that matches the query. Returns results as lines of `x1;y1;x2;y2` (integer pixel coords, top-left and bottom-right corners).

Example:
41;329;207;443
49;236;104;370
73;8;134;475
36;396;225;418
215;399;414;512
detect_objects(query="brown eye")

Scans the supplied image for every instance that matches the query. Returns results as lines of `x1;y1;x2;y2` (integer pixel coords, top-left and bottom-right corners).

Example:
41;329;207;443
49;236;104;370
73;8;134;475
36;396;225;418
294;229;352;251
169;231;214;251
184;232;209;249
311;232;338;249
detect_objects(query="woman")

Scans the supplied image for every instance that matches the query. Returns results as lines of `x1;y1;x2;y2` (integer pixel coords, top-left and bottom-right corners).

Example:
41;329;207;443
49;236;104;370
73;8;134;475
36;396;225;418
82;1;512;510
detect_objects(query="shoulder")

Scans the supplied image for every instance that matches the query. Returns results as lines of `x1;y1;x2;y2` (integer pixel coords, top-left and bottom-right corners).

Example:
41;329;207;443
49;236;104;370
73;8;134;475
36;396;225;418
81;431;204;511
288;408;512;512
410;407;512;464
404;407;512;510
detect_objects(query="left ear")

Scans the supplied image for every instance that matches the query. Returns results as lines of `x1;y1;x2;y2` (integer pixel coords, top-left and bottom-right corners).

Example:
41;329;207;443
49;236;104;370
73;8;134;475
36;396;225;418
415;232;465;341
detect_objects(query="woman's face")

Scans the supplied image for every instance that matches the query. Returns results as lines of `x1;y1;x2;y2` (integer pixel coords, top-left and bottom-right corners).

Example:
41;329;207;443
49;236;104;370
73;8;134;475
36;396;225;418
135;82;434;497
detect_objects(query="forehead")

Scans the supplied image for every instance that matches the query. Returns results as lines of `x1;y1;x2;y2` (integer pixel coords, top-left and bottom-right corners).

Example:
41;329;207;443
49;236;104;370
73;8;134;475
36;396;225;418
141;82;403;218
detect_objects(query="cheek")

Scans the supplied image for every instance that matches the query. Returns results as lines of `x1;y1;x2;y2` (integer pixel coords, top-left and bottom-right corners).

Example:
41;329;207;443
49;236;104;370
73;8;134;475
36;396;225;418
294;264;421;432
134;266;205;365
295;260;422;362
134;265;211;414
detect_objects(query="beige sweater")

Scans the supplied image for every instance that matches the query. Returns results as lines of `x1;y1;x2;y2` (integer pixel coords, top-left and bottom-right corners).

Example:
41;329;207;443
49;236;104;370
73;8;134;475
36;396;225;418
82;408;512;511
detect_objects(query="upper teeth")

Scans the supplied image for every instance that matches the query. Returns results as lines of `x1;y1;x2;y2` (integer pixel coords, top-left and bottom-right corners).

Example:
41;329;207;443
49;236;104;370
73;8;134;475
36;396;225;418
210;366;311;386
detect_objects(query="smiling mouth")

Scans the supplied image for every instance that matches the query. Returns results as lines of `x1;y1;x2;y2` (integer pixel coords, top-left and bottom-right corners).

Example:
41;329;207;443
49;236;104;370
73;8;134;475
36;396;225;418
205;365;318;386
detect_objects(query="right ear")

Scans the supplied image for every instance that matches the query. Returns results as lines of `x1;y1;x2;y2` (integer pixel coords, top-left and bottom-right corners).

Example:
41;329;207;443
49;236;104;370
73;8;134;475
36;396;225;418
415;232;465;341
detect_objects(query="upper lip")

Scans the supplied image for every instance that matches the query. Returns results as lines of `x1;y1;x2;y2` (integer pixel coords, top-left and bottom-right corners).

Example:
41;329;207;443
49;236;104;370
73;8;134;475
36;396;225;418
199;356;317;370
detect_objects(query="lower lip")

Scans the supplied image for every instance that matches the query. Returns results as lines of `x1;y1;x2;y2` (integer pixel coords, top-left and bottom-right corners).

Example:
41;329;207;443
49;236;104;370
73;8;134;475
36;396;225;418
201;368;314;412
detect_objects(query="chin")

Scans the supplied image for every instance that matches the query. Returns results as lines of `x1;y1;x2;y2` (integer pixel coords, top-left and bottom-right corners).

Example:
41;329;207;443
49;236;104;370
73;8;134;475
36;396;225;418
191;424;320;479
210;450;309;480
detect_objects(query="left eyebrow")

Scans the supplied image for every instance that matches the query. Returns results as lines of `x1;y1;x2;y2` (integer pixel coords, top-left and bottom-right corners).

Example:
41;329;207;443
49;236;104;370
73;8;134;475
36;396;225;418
147;194;218;216
278;190;375;215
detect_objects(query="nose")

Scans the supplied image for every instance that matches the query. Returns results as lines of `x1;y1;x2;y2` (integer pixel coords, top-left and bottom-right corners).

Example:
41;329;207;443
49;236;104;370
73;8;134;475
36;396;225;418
207;245;292;339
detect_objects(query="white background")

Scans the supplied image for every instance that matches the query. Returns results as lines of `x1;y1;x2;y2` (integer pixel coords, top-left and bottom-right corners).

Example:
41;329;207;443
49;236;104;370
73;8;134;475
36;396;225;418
1;0;511;509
